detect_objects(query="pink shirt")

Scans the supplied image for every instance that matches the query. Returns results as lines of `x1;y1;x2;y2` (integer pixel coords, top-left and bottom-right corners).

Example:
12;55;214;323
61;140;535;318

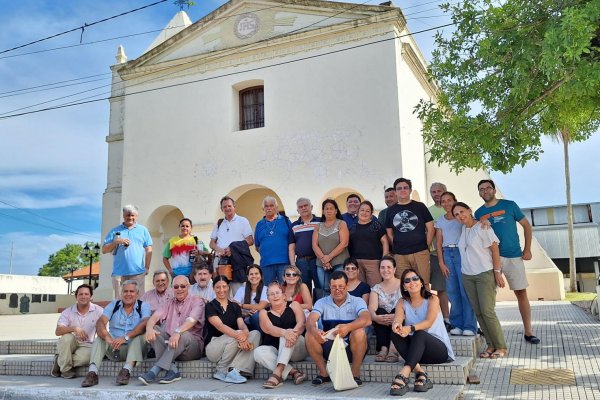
57;303;104;344
141;288;174;312
155;295;205;342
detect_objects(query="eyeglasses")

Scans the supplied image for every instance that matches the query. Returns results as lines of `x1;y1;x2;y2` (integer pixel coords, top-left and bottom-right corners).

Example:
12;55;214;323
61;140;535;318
285;272;299;277
173;284;188;289
330;286;346;291
344;266;358;271
403;276;420;284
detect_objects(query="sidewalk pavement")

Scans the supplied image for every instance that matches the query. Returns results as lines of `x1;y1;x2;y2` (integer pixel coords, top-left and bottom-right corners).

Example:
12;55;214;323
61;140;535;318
1;301;599;399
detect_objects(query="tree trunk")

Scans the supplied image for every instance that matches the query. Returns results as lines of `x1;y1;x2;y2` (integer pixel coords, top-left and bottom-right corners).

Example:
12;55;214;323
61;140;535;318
562;129;577;292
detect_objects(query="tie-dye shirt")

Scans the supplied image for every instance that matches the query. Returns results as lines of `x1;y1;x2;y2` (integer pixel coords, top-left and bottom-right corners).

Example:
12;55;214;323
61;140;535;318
163;236;203;277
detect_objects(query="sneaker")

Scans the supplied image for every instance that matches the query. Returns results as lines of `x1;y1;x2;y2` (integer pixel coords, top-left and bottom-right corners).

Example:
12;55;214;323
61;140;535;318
116;368;131;385
224;368;247;384
138;370;157;385
213;370;228;382
462;330;475;336
159;370;182;384
61;369;76;379
81;371;98;387
50;355;61;378
449;327;463;336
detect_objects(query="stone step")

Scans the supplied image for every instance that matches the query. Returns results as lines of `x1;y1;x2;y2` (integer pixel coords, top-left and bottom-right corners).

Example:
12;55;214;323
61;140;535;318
0;375;465;400
0;354;473;385
1;335;484;359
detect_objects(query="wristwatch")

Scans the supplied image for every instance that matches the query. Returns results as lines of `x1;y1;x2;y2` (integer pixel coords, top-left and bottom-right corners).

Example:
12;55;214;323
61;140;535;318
124;334;130;341
410;325;416;333
174;328;181;334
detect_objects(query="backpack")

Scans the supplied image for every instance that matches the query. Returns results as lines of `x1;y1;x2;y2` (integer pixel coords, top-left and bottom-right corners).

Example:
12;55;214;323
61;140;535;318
110;299;142;319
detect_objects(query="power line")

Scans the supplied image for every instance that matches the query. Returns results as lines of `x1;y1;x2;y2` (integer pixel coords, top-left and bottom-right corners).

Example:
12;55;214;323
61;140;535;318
0;211;96;238
0;22;455;120
0;0;168;55
0;199;96;238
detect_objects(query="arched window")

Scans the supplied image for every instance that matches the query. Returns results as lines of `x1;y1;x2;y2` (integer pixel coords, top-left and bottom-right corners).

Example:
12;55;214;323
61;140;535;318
239;86;264;130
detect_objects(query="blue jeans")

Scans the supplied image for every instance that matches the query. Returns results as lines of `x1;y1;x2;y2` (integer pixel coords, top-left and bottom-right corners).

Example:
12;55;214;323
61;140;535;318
315;263;343;295
262;263;288;285
443;247;477;332
296;256;317;292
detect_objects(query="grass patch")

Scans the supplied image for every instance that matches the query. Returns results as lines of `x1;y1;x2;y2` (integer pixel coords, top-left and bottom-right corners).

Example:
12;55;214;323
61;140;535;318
565;292;597;302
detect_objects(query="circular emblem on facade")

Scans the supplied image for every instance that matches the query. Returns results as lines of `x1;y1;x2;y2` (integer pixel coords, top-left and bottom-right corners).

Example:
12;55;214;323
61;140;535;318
234;13;260;39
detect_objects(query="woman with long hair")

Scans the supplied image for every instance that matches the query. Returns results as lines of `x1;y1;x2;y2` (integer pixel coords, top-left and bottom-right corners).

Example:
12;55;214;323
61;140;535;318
452;202;507;359
233;265;269;331
389;269;454;396
281;265;313;314
312;199;350;294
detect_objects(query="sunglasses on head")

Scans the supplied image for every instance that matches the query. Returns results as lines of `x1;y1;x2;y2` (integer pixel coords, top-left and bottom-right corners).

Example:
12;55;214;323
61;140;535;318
173;284;188;289
403;276;420;284
285;272;299;277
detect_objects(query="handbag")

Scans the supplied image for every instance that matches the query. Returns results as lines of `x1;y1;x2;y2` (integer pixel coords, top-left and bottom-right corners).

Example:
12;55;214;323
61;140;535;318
327;334;358;391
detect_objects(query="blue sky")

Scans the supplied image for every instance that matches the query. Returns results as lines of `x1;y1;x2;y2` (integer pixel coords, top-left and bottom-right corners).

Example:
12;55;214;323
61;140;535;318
1;0;598;276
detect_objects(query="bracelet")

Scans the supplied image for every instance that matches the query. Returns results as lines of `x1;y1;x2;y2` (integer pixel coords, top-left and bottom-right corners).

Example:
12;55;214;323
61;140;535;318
493;269;502;273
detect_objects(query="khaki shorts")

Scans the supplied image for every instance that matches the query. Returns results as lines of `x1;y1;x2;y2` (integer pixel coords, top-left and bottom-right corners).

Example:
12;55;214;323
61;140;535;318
500;257;529;291
394;250;431;285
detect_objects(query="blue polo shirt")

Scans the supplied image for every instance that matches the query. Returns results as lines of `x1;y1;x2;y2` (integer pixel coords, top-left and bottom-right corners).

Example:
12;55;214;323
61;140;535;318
291;215;320;257
475;199;525;258
312;294;368;334
104;223;153;276
255;215;294;266
102;299;151;338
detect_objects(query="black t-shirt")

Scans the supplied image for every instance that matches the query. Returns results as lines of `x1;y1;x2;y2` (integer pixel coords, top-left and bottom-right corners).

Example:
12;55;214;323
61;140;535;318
385;201;433;255
349;220;386;260
205;299;242;342
261;301;297;348
349;281;371;299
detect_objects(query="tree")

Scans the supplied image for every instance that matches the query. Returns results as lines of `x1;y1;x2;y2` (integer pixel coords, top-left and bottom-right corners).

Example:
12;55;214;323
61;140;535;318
38;242;100;277
415;0;600;292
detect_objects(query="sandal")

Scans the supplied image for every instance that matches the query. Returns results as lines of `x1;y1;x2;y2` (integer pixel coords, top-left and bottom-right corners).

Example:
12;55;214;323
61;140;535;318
311;375;331;386
375;348;388;362
263;373;282;389
413;371;433;392
354;376;363;386
386;351;400;363
389;374;410;396
290;369;306;385
490;349;508;359
479;348;495;359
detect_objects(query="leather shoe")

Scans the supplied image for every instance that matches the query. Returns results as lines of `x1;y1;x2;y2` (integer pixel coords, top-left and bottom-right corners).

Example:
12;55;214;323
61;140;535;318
50;355;60;377
81;371;98;387
61;369;76;379
116;368;131;385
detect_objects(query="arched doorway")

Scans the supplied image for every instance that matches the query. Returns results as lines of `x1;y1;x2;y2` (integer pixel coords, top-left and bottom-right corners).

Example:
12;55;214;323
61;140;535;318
146;205;185;274
320;188;366;214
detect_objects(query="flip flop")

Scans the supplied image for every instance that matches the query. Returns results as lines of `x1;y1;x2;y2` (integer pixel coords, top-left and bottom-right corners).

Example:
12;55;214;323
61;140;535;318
479;349;495;359
490;350;508;359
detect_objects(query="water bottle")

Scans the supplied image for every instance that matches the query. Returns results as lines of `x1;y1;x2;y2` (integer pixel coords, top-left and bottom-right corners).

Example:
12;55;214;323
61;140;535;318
189;236;199;263
112;232;120;255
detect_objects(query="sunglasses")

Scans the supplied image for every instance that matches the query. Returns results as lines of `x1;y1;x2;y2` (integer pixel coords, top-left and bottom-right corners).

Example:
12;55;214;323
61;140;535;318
403;276;420;284
344;266;358;271
285;272;299;277
173;284;188;289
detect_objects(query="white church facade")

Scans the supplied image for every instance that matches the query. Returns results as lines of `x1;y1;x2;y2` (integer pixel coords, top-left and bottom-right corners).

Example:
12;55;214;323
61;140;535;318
97;0;564;301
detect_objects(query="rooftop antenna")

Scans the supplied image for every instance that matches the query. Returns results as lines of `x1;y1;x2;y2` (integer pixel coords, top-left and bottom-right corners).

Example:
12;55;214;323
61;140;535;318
174;0;196;10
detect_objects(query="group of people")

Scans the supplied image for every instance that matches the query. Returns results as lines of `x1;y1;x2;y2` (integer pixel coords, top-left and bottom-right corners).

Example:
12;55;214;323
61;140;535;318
51;177;539;395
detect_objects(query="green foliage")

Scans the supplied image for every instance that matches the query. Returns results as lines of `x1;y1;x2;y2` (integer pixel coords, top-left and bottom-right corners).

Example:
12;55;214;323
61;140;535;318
38;241;100;277
415;0;600;173
173;0;196;10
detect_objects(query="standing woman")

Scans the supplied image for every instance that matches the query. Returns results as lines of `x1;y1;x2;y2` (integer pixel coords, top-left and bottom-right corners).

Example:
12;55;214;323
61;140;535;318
435;192;477;336
368;256;402;362
281;265;313;314
349;201;389;287
233;265;269;331
205;276;261;384
452;202;507;359
312;199;350;294
162;218;208;278
344;258;371;304
389;269;454;396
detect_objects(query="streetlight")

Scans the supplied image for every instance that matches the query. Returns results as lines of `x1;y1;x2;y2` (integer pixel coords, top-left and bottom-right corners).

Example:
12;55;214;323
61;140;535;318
83;244;101;286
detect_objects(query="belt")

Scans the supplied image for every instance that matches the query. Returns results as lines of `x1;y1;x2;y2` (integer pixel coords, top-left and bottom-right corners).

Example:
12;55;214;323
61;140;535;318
297;255;316;260
444;244;459;248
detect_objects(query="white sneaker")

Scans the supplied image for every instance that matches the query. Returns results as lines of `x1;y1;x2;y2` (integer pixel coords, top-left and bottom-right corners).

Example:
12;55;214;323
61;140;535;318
462;330;475;336
224;368;247;384
449;328;463;336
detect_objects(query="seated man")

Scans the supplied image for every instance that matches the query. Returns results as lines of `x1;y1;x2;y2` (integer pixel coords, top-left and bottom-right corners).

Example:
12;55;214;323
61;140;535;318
52;284;104;379
189;262;215;303
140;270;174;313
81;280;151;387
139;276;205;385
305;270;371;386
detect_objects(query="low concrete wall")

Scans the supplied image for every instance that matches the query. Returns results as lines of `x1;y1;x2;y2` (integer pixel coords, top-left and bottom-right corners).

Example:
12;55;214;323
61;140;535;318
496;267;565;301
0;294;73;315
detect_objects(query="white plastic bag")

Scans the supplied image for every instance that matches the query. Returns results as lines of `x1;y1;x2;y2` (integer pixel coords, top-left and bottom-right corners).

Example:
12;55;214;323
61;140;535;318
327;334;358;391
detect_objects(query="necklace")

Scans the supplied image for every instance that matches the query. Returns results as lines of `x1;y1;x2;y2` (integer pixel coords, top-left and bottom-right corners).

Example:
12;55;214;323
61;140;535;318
175;299;185;317
265;217;277;236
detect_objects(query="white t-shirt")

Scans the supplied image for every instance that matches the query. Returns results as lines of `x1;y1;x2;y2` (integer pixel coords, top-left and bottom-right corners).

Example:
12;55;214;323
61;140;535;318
457;222;500;276
233;284;268;305
210;214;253;248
